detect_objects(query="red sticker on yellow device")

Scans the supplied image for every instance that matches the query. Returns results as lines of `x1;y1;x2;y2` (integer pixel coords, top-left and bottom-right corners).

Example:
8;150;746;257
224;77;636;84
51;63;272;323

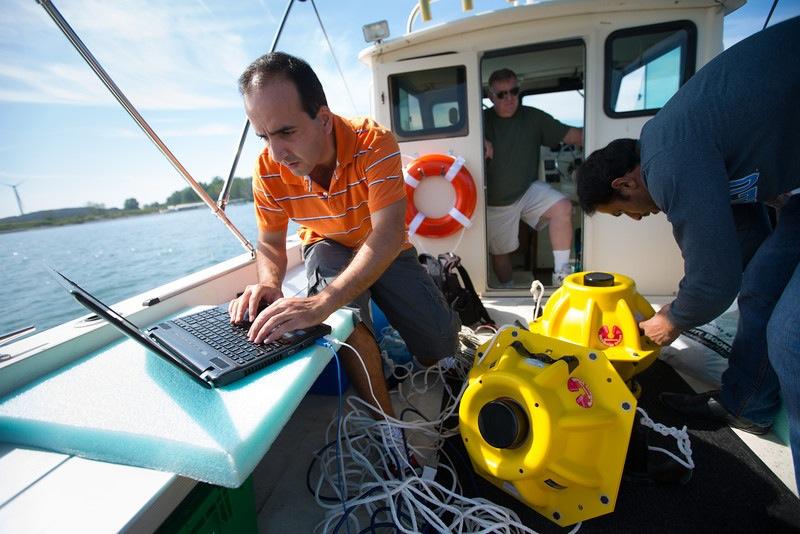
598;325;623;346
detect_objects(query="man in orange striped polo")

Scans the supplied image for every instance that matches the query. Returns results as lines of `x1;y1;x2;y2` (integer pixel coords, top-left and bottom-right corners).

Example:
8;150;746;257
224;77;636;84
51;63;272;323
228;52;460;466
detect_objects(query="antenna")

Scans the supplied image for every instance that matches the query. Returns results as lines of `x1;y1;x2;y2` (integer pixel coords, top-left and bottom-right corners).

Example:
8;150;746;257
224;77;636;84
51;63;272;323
1;181;25;215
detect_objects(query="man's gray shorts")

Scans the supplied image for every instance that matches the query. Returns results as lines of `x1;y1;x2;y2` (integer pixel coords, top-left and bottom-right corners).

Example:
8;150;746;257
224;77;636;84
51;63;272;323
303;240;461;361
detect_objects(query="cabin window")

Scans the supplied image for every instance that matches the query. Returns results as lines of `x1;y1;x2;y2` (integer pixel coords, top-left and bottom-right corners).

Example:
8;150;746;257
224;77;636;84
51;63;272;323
389;66;468;140
605;21;697;117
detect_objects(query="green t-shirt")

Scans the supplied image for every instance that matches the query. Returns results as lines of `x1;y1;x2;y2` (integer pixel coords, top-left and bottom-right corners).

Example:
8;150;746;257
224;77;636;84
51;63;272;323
484;106;569;206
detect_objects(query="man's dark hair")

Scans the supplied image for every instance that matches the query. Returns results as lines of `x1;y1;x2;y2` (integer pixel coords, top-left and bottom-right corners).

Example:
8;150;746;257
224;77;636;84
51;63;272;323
576;138;640;214
238;52;328;119
488;68;517;88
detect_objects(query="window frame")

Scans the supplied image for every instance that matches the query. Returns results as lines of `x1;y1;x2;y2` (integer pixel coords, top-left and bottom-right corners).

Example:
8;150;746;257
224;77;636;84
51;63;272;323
604;20;697;118
388;65;469;141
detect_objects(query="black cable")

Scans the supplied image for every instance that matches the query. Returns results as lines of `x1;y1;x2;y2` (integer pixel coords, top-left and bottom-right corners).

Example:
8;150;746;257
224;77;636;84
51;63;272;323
441;438;482;497
763;0;780;30
364;506;400;533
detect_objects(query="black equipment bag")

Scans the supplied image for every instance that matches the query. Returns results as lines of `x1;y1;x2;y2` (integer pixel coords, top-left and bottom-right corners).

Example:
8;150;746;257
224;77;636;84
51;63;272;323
419;252;494;328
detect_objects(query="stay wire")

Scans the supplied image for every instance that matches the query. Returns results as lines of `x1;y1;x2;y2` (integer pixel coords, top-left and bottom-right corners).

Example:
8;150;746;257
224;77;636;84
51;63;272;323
310;0;359;114
763;0;780;30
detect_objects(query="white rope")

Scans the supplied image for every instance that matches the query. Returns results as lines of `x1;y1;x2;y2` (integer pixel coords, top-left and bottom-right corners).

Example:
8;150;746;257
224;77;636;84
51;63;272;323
449;226;467;255
529;280;545;321
637;407;695;469
312;327;553;533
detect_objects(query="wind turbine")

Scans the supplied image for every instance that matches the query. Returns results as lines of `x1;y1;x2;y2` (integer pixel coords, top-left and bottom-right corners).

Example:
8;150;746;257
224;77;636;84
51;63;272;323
1;181;25;215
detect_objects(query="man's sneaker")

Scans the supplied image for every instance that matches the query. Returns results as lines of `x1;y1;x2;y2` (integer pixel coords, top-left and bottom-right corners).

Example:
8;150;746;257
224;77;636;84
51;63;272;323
551;265;573;286
659;390;772;435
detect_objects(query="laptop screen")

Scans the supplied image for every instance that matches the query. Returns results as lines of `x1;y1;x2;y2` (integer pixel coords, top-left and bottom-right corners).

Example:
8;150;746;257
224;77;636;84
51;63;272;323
48;266;166;355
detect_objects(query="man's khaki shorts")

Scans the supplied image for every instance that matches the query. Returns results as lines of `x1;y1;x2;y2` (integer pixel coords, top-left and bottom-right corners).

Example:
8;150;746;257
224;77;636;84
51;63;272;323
486;181;566;255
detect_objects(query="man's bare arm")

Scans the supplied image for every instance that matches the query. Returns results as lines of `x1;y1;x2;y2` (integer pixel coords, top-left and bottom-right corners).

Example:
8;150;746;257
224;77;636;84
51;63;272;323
228;229;287;323
247;199;406;343
316;198;406;312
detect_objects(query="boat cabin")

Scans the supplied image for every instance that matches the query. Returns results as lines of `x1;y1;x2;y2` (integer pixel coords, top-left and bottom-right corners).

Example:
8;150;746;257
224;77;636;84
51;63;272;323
361;0;741;295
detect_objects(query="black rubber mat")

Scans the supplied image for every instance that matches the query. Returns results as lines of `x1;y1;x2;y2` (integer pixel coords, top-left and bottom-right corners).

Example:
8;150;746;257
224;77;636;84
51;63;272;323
441;360;800;533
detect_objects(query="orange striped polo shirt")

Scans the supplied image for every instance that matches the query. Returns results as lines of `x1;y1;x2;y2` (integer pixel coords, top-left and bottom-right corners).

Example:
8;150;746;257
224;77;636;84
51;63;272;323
252;115;410;250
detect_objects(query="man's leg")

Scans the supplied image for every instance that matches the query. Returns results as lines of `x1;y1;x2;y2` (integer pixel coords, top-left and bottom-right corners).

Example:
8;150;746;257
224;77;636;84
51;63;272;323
519;182;572;283
303;240;395;420
542;197;573;254
486;203;523;286
663;198;799;432
339;323;396;419
491;253;514;284
370;248;461;367
766;261;800;492
719;198;800;426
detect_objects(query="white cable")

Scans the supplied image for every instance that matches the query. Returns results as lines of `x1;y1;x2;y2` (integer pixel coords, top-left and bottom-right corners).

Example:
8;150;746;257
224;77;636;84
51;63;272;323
450;226;467;255
475;324;517;367
637;407;695;469
410;232;429;255
312;327;572;533
529;280;545;321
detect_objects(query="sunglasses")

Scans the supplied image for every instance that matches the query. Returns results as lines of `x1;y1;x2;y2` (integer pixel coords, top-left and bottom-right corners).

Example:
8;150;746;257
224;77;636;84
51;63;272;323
492;86;520;99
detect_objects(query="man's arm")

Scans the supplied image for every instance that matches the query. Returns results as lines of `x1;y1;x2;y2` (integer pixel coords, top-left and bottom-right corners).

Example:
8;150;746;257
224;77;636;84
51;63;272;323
638;143;741;345
246;199;407;343
228;229;287;324
563;127;583;147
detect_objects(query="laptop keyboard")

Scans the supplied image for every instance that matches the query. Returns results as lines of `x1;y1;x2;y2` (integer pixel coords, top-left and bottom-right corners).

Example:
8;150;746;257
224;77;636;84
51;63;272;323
172;306;310;367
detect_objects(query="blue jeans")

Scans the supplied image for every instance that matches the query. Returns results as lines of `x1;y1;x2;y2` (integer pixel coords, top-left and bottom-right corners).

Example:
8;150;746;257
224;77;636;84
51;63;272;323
720;195;800;486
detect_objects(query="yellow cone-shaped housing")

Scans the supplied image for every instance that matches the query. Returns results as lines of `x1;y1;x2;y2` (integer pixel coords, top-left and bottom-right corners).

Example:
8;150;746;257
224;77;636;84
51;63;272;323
459;327;636;527
529;272;660;382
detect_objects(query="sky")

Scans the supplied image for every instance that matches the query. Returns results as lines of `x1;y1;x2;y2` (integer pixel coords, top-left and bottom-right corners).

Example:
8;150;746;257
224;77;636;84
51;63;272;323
0;0;798;218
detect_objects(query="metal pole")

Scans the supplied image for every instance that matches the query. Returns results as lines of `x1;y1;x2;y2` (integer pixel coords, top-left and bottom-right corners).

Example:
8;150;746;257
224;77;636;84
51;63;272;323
217;0;298;211
36;0;256;257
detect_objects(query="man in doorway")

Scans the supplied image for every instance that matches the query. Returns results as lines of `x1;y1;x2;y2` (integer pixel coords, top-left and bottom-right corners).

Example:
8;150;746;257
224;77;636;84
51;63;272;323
483;68;583;287
575;18;800;488
228;52;460;471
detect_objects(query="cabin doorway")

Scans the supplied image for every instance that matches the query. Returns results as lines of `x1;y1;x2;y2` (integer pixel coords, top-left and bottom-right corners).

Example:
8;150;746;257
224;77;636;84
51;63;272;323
481;40;585;289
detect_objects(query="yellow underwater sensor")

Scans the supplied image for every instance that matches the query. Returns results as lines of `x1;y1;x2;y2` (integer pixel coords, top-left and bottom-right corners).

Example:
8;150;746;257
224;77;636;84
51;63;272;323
530;271;660;388
459;272;660;525
459;327;636;526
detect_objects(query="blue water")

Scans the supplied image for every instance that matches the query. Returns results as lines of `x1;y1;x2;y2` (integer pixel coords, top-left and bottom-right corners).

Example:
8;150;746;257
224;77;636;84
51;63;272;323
0;203;296;337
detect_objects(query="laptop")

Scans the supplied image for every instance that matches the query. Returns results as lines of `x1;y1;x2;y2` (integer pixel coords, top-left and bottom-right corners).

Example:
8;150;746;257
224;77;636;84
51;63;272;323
49;267;332;388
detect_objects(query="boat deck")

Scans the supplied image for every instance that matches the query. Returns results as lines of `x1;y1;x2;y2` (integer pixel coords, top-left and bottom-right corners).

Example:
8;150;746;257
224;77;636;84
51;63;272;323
254;296;798;532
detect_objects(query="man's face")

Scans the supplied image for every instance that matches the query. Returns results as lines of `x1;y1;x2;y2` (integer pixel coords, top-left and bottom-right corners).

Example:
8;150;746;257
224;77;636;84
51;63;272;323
595;193;660;221
489;77;520;118
244;78;333;177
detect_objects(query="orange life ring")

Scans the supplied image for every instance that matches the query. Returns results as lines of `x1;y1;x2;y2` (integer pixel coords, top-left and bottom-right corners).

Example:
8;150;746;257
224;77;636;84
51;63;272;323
403;153;477;238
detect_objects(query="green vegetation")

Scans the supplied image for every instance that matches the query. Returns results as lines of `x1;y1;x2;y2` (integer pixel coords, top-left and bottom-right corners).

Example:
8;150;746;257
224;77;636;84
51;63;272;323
166;176;253;206
0;176;253;233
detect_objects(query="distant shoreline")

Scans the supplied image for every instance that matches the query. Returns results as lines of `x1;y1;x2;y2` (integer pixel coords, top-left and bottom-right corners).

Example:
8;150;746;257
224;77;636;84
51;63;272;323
0;200;250;234
0;208;154;234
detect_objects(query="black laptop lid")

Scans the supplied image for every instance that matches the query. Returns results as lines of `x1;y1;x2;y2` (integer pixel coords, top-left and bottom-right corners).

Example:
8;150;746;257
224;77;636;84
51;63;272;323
47;266;178;361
